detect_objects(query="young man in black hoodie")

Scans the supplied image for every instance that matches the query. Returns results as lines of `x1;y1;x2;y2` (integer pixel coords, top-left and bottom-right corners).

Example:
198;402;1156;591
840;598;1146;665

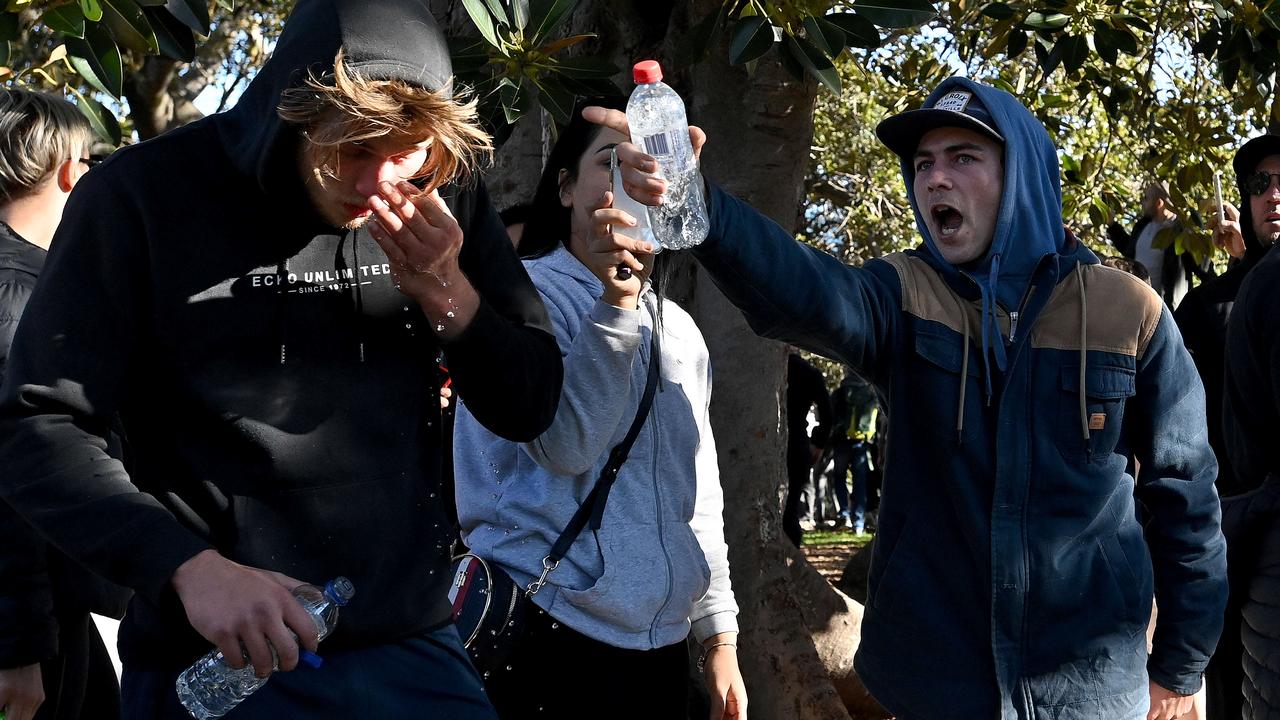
0;89;130;720
0;1;562;717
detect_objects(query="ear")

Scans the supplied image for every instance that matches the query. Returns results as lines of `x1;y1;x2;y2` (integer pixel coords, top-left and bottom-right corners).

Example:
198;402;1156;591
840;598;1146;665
557;168;573;208
56;157;81;193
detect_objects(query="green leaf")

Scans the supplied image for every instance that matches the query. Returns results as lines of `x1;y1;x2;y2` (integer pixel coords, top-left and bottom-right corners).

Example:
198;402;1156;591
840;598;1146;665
0;40;10;67
805;15;845;58
447;36;491;76
1110;14;1152;34
980;2;1015;19
68;85;121;144
823;12;880;49
784;34;840;93
498;77;529;124
216;0;232;11
0;11;20;41
1058;34;1087;73
144;6;193;61
42;4;86;38
850;0;937;29
80;0;103;22
1023;12;1068;31
532;73;574;123
526;0;576;46
1005;28;1028;57
536;32;593;55
67;22;122;97
728;16;774;66
461;0;502;48
552;55;618;78
1092;23;1117;64
133;0;167;6
165;0;209;35
481;0;507;28
510;0;529;30
101;0;158;54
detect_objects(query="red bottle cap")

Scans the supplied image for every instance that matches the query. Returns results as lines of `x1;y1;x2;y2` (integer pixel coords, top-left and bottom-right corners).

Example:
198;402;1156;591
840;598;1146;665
633;60;663;84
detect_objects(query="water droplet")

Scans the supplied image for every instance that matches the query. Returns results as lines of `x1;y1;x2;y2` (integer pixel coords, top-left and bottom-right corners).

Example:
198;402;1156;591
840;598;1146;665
446;311;456;318
429;492;436;498
483;671;491;679
505;665;513;671
436;323;445;332
550;622;559;630
402;305;410;312
404;323;412;329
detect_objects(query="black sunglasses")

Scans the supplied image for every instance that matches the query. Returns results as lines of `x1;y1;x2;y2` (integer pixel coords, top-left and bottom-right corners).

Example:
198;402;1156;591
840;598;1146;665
79;154;106;170
1243;170;1280;196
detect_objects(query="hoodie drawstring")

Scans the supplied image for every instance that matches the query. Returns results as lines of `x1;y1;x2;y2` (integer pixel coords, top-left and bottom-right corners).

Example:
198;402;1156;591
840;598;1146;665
352;233;366;363
1076;267;1089;440
277;259;289;364
955;293;971;444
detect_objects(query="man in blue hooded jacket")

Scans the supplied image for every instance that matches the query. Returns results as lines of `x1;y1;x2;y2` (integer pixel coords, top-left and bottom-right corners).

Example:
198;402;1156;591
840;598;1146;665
587;77;1226;719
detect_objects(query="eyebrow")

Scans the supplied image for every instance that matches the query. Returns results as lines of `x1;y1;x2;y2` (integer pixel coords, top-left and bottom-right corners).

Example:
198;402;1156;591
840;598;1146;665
913;142;988;160
595;142;619;155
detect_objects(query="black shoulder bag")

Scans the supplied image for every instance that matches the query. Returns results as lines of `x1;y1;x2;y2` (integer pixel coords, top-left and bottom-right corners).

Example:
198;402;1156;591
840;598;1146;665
448;333;661;674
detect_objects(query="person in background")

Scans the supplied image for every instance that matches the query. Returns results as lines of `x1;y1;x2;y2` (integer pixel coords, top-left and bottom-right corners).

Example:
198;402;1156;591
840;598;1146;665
0;2;563;718
0;88;131;720
784;352;832;546
453;100;745;719
828;369;880;534
1204;134;1280;720
1108;181;1211;308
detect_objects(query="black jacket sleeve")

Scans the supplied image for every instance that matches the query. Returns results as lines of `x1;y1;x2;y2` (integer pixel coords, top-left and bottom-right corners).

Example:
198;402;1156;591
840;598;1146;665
0;174;213;606
0;268;58;668
1224;248;1280;491
441;180;561;443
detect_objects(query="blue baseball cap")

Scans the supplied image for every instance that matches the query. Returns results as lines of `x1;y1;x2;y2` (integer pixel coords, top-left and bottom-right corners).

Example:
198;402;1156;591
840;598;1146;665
876;88;1005;160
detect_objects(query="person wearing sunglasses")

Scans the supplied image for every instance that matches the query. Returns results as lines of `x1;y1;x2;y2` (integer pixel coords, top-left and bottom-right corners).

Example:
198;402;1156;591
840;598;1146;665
0;88;130;720
1198;134;1280;720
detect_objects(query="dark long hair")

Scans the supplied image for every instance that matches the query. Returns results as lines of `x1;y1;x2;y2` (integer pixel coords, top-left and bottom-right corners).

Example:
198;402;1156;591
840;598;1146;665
519;96;627;259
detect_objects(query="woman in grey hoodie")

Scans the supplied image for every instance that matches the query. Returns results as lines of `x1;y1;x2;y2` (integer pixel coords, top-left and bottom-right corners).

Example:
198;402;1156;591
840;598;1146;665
452;101;746;718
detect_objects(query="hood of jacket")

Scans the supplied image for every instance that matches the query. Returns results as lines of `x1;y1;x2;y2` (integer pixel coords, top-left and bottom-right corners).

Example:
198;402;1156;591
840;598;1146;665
896;77;1078;390
215;0;453;195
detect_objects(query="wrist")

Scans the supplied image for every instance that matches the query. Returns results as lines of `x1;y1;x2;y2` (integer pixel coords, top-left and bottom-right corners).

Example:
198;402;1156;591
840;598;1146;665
602;287;638;310
697;635;737;672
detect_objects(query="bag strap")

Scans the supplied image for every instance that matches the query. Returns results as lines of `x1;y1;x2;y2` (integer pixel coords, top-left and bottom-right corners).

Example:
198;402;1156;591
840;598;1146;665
526;329;661;596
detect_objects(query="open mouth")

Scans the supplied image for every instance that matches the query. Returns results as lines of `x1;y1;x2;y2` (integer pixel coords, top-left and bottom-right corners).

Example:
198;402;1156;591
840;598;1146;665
931;203;964;237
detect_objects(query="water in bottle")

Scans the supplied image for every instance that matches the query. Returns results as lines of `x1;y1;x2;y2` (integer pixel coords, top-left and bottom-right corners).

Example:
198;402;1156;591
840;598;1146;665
175;577;355;720
625;60;709;250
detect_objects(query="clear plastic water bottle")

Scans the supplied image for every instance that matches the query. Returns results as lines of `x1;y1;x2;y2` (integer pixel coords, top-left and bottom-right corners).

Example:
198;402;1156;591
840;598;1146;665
175;577;355;720
626;60;709;250
610;148;659;253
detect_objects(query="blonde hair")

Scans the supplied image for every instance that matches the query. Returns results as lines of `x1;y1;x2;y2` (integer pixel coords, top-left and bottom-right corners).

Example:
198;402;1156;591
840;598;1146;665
277;51;492;187
0;88;94;203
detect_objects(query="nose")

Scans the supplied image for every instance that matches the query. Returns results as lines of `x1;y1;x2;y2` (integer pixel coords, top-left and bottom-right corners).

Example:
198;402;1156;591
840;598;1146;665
354;158;403;199
920;164;952;192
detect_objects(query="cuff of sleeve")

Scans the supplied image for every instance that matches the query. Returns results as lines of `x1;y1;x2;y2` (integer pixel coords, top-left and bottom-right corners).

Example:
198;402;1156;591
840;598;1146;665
135;522;215;607
0;614;58;668
691;610;739;644
1146;659;1204;697
588;298;641;335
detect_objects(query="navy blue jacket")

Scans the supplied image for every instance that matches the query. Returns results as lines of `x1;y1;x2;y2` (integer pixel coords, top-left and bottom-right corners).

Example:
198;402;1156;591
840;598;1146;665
694;78;1226;719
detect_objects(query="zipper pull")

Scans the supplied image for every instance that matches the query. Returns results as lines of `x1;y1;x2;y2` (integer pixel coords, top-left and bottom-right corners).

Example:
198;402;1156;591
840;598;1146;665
1009;311;1020;344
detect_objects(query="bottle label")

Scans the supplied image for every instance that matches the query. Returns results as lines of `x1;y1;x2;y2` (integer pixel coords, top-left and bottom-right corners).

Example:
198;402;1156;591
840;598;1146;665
639;131;689;173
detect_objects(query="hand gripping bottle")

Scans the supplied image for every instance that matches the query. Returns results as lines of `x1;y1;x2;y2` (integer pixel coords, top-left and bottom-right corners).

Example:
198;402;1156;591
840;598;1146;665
625;60;710;250
175;577;355;719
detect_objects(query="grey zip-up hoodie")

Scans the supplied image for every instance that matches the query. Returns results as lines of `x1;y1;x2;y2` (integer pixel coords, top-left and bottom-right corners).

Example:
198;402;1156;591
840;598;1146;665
453;246;738;649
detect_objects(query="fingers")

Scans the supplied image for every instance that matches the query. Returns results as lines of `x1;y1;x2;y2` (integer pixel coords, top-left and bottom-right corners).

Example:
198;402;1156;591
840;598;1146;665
690;125;707;160
582;105;629;135
240;627;278;678
1223;201;1240;220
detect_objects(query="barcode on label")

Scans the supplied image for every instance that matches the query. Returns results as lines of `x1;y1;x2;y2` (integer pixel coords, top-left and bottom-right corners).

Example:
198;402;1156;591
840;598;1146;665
642;132;672;156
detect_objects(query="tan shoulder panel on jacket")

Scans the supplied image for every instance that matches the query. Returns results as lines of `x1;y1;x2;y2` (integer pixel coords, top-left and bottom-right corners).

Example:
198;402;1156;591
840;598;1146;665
1029;263;1163;358
883;252;982;336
